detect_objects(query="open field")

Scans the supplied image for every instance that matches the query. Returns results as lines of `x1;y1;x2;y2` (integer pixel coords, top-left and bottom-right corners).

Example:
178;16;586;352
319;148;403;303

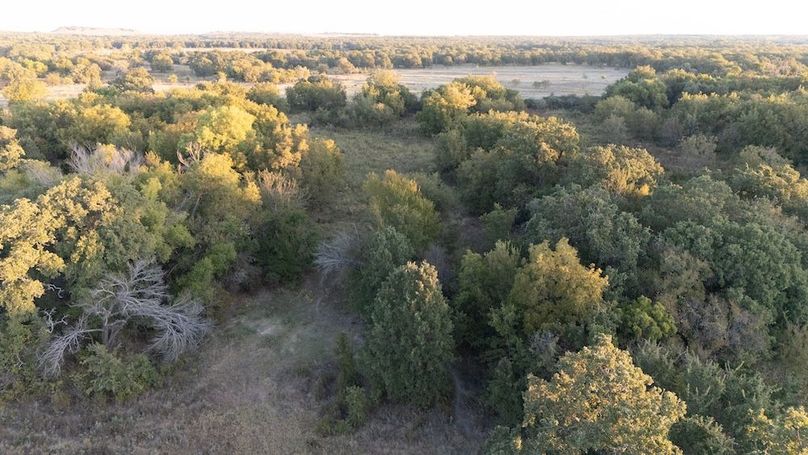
328;64;628;97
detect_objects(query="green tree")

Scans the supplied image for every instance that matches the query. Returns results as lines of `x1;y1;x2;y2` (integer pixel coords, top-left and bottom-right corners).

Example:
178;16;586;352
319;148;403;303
568;144;664;197
2;76;46;102
353;227;414;316
454;241;521;351
745;407;808;454
362;261;454;408
416;82;476;135
188;105;255;156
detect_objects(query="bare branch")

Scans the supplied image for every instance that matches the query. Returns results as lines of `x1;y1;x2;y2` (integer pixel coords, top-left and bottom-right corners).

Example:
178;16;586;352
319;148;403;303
68;144;143;176
314;227;362;281
38;260;212;376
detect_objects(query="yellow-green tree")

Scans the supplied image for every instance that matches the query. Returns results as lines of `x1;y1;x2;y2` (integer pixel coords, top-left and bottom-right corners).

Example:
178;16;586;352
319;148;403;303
520;334;686;454
2;76;46;102
364;170;440;251
0;126;25;172
188;105;255;156
745;407;808;454
508;238;608;336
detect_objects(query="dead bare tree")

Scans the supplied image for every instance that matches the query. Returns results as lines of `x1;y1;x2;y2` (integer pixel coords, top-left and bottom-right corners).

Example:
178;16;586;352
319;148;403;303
38;260;211;377
68;144;143;176
314;227;362;281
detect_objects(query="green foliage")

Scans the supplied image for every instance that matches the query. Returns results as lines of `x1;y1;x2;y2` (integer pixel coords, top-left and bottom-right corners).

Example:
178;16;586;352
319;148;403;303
299;138;344;207
362;261;454;408
417;82;477;135
669;415;736;455
454;241;520;351
2;76;46;102
247;82;288;111
605;65;669;110
351;71;418;126
662;218;808;326
244;104;310;170
568;144;664;197
634;341;779;444
353;226;414;316
0;126;25;172
111;67;154;93
517;335;686;454
526;185;650;289
285;75;347;113
0;314;48;400
480;203;517;247
255;206;317;283
75;344;159;403
452;112;581;213
617;296;676;342
418;76;523;134
61;103;132;148
186;105;255;156
745;407;808;454
364;170;440;251
485;357;524;425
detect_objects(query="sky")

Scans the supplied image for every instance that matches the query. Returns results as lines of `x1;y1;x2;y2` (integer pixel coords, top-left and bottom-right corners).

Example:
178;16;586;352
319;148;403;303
0;0;806;36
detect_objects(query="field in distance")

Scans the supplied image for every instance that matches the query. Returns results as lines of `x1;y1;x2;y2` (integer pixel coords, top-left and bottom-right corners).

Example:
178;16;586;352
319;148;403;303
326;63;628;98
0;63;627;107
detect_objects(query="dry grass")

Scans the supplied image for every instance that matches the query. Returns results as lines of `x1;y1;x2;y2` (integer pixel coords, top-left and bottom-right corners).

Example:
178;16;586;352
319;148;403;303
307;118;437;230
0;279;484;454
328;64;628;98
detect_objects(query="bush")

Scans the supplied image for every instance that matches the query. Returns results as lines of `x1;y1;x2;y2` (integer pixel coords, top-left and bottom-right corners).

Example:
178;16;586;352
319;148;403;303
247;82;288;111
299;139;344;207
362;261;454;408
481;203;517;247
76;344;159;403
516;335;686;454
286;75;347;113
364;170;441;251
0;314;47;401
255;207;318;283
353;226;414;316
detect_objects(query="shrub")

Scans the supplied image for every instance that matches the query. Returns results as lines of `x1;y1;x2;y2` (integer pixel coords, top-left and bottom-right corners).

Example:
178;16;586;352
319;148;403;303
507;238;609;344
517;335;686;454
255;207;318;283
364;170;441;251
247;82;288;111
75;344;159;403
286;75;347;113
362;261;454;408
0;314;47;400
353;226;414;316
480;203;517;247
299;138;344;207
617;296;676;343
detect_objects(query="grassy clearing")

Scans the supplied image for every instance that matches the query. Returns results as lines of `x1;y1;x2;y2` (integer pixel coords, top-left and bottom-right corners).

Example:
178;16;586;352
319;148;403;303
307;118;437;230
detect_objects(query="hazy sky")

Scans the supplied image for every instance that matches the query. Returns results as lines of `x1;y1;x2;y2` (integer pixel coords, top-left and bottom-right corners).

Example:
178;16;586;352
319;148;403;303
1;0;806;36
